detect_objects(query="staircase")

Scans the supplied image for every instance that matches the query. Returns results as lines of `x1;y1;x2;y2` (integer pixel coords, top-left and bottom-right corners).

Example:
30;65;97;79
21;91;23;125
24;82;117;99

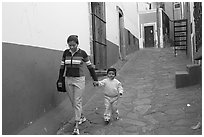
173;19;188;56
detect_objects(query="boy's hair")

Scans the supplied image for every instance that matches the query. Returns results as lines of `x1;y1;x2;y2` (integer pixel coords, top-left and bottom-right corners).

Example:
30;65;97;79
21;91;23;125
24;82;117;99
107;67;117;76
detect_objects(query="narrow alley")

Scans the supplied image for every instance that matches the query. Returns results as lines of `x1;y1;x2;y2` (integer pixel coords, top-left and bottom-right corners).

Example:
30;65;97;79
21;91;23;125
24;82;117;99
3;2;202;135
57;47;202;135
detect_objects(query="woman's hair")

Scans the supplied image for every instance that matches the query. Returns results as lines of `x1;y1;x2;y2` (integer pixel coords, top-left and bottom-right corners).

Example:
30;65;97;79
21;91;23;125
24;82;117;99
67;35;79;44
107;67;117;76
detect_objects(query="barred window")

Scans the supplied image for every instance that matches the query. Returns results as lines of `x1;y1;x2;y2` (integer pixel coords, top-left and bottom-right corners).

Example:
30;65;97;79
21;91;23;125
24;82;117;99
174;2;181;9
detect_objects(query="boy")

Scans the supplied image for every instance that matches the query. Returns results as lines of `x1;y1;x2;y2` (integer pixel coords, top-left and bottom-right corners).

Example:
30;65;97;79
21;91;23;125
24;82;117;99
94;68;124;124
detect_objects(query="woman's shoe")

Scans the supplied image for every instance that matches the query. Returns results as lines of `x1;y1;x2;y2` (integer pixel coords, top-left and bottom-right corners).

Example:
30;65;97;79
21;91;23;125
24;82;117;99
79;116;86;125
72;128;80;135
104;118;110;125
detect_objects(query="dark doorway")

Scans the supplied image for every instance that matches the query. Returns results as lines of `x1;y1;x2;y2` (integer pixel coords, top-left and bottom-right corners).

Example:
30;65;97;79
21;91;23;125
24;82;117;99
91;2;107;70
144;26;154;47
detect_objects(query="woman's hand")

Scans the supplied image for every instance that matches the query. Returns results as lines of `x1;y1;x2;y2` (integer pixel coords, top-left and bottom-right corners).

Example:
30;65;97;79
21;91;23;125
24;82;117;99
93;81;99;87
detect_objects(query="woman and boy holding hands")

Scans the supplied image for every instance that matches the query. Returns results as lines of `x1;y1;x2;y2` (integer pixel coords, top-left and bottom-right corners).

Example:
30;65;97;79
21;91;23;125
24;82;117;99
57;35;124;135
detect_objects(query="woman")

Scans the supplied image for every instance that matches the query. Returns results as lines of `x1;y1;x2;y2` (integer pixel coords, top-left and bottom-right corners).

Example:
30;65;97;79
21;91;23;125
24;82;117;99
57;35;98;135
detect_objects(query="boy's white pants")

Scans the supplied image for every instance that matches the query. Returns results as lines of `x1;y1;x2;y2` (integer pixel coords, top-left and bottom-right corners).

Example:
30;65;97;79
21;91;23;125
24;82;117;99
65;76;85;122
104;95;119;120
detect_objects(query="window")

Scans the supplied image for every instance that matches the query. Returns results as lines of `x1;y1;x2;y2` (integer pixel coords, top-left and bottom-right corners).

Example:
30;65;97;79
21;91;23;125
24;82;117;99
128;31;131;45
174;2;181;9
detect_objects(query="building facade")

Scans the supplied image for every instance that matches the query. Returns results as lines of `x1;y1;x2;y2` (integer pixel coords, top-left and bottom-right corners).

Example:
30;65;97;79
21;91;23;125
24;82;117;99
138;2;173;49
188;2;202;62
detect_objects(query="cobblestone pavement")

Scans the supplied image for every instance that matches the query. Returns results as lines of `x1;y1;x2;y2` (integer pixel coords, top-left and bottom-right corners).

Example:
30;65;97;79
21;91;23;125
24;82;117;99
57;48;202;135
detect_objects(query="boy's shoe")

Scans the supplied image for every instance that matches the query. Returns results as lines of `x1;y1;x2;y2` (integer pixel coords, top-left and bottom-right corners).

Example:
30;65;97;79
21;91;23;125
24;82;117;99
104;118;110;125
72;128;80;135
79;116;86;125
114;110;120;120
115;116;119;120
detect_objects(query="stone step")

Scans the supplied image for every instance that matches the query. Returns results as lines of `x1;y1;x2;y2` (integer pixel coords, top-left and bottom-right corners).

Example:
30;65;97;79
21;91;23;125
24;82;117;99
175;64;201;88
186;64;202;85
175;71;189;88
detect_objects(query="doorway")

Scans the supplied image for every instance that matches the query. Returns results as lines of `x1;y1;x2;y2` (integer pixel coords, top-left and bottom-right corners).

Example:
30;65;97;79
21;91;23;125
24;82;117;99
144;26;154;47
91;2;107;70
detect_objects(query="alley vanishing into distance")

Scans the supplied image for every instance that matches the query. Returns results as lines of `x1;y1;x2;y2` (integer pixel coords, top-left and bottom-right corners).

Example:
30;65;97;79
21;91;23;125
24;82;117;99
56;47;202;135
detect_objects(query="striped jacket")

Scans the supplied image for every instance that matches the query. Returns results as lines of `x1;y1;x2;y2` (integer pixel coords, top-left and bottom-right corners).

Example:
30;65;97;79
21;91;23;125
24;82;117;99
59;48;98;81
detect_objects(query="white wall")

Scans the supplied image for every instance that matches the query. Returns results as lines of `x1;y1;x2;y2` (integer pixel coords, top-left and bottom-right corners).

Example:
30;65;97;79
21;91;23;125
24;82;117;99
105;3;120;46
164;2;174;20
190;2;195;61
137;2;149;11
106;2;139;46
121;2;140;38
2;2;91;54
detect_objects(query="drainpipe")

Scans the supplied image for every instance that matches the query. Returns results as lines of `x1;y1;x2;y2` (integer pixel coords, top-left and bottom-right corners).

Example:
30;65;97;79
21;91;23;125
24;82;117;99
156;2;160;48
172;2;175;20
172;2;175;45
